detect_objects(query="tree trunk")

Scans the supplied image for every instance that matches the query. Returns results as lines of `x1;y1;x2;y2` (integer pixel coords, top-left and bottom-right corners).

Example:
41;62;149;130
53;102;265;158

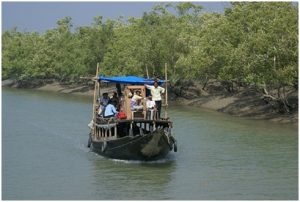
262;85;291;113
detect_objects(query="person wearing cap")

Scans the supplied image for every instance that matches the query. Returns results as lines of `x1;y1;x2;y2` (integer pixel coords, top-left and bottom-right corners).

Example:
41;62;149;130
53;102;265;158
145;81;165;119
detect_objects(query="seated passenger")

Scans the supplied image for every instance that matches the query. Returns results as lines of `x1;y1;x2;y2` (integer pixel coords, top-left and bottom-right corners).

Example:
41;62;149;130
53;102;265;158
110;91;119;110
146;96;156;120
97;92;110;117
116;83;123;97
131;90;143;111
146;96;156;110
95;104;101;116
128;89;134;98
103;100;118;118
117;107;127;120
99;92;109;106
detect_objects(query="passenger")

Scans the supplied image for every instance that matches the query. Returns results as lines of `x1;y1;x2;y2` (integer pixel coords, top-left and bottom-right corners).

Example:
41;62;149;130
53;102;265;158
95;104;101;116
110;91;119;109
99;92;109;107
146;96;156;110
117;107;127;120
97;92;109;117
145;81;165;119
131;90;143;111
116;83;123;97
104;99;118;118
128;89;134;98
111;91;118;100
118;95;125;112
146;96;156;120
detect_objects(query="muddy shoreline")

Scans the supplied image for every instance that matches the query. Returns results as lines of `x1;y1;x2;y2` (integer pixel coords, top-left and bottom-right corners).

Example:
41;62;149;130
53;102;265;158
3;80;298;125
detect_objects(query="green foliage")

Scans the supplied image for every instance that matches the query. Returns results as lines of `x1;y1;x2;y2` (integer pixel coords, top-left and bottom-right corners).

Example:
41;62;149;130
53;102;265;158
2;2;298;97
223;3;298;85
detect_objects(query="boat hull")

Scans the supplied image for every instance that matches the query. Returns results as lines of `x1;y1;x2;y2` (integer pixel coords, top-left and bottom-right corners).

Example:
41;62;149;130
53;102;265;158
90;129;175;161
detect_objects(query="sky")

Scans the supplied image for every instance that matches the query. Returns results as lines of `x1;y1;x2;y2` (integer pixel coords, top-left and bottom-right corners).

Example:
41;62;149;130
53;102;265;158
2;1;231;33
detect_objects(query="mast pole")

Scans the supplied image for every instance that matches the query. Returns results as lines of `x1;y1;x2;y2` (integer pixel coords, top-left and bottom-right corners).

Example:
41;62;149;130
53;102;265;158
164;63;168;119
97;64;101;102
92;63;99;122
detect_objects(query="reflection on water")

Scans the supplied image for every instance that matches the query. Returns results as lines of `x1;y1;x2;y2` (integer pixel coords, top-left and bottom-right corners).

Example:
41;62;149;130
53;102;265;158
2;87;91;103
2;88;298;200
168;105;298;200
90;155;176;200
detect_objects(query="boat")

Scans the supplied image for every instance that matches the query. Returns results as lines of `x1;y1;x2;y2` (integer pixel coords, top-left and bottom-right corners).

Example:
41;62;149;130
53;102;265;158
87;64;177;161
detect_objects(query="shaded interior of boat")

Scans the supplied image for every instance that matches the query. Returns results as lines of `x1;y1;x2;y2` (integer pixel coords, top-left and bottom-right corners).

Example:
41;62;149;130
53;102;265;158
91;80;172;141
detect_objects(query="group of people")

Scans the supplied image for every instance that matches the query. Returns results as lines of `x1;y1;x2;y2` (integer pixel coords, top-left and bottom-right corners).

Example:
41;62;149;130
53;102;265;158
96;80;165;120
145;80;165;119
129;81;165;119
97;92;120;118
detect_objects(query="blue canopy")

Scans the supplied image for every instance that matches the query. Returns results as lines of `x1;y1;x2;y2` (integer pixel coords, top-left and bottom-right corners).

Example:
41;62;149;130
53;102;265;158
99;76;165;85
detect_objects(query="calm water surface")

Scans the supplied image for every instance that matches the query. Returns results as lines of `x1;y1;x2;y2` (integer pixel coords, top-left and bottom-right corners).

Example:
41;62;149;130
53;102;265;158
2;88;298;200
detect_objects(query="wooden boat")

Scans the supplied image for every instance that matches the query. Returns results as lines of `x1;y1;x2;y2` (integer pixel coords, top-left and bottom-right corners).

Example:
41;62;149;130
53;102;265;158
87;64;177;161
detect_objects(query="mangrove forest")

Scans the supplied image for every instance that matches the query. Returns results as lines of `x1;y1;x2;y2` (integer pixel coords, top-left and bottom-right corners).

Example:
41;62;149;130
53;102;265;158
2;2;298;113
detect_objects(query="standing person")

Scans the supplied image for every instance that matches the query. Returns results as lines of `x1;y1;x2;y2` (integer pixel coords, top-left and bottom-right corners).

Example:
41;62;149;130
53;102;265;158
145;81;165;119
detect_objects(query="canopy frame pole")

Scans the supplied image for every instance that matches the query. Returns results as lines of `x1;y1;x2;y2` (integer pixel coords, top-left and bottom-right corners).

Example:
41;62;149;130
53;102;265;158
146;65;149;79
97;64;101;105
164;63;168;119
92;63;100;124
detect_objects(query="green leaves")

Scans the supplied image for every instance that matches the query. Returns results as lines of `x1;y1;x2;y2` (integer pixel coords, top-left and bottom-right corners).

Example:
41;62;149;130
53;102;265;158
2;2;298;94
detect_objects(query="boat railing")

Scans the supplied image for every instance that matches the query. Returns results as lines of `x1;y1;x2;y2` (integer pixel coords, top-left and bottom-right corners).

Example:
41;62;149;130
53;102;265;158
92;117;117;141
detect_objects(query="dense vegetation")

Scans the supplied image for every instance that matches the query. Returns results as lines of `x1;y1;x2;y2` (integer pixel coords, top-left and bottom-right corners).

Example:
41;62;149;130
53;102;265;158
2;2;298;112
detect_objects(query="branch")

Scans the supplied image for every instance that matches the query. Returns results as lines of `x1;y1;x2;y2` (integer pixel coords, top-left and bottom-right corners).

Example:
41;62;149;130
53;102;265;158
262;86;279;101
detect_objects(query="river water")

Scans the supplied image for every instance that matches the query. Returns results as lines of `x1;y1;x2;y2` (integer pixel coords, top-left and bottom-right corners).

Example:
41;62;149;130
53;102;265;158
2;88;298;200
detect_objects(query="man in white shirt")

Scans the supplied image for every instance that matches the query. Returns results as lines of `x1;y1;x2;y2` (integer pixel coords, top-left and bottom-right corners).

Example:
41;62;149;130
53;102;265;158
146;96;156;109
145;81;165;119
146;96;156;120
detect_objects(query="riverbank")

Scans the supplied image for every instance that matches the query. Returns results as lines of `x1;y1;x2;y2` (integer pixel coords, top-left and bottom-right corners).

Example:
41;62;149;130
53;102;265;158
170;80;298;124
173;93;298;124
3;80;298;124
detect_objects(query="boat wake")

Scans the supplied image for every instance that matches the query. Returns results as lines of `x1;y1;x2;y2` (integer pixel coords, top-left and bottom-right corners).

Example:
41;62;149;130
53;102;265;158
109;154;176;164
78;142;91;153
